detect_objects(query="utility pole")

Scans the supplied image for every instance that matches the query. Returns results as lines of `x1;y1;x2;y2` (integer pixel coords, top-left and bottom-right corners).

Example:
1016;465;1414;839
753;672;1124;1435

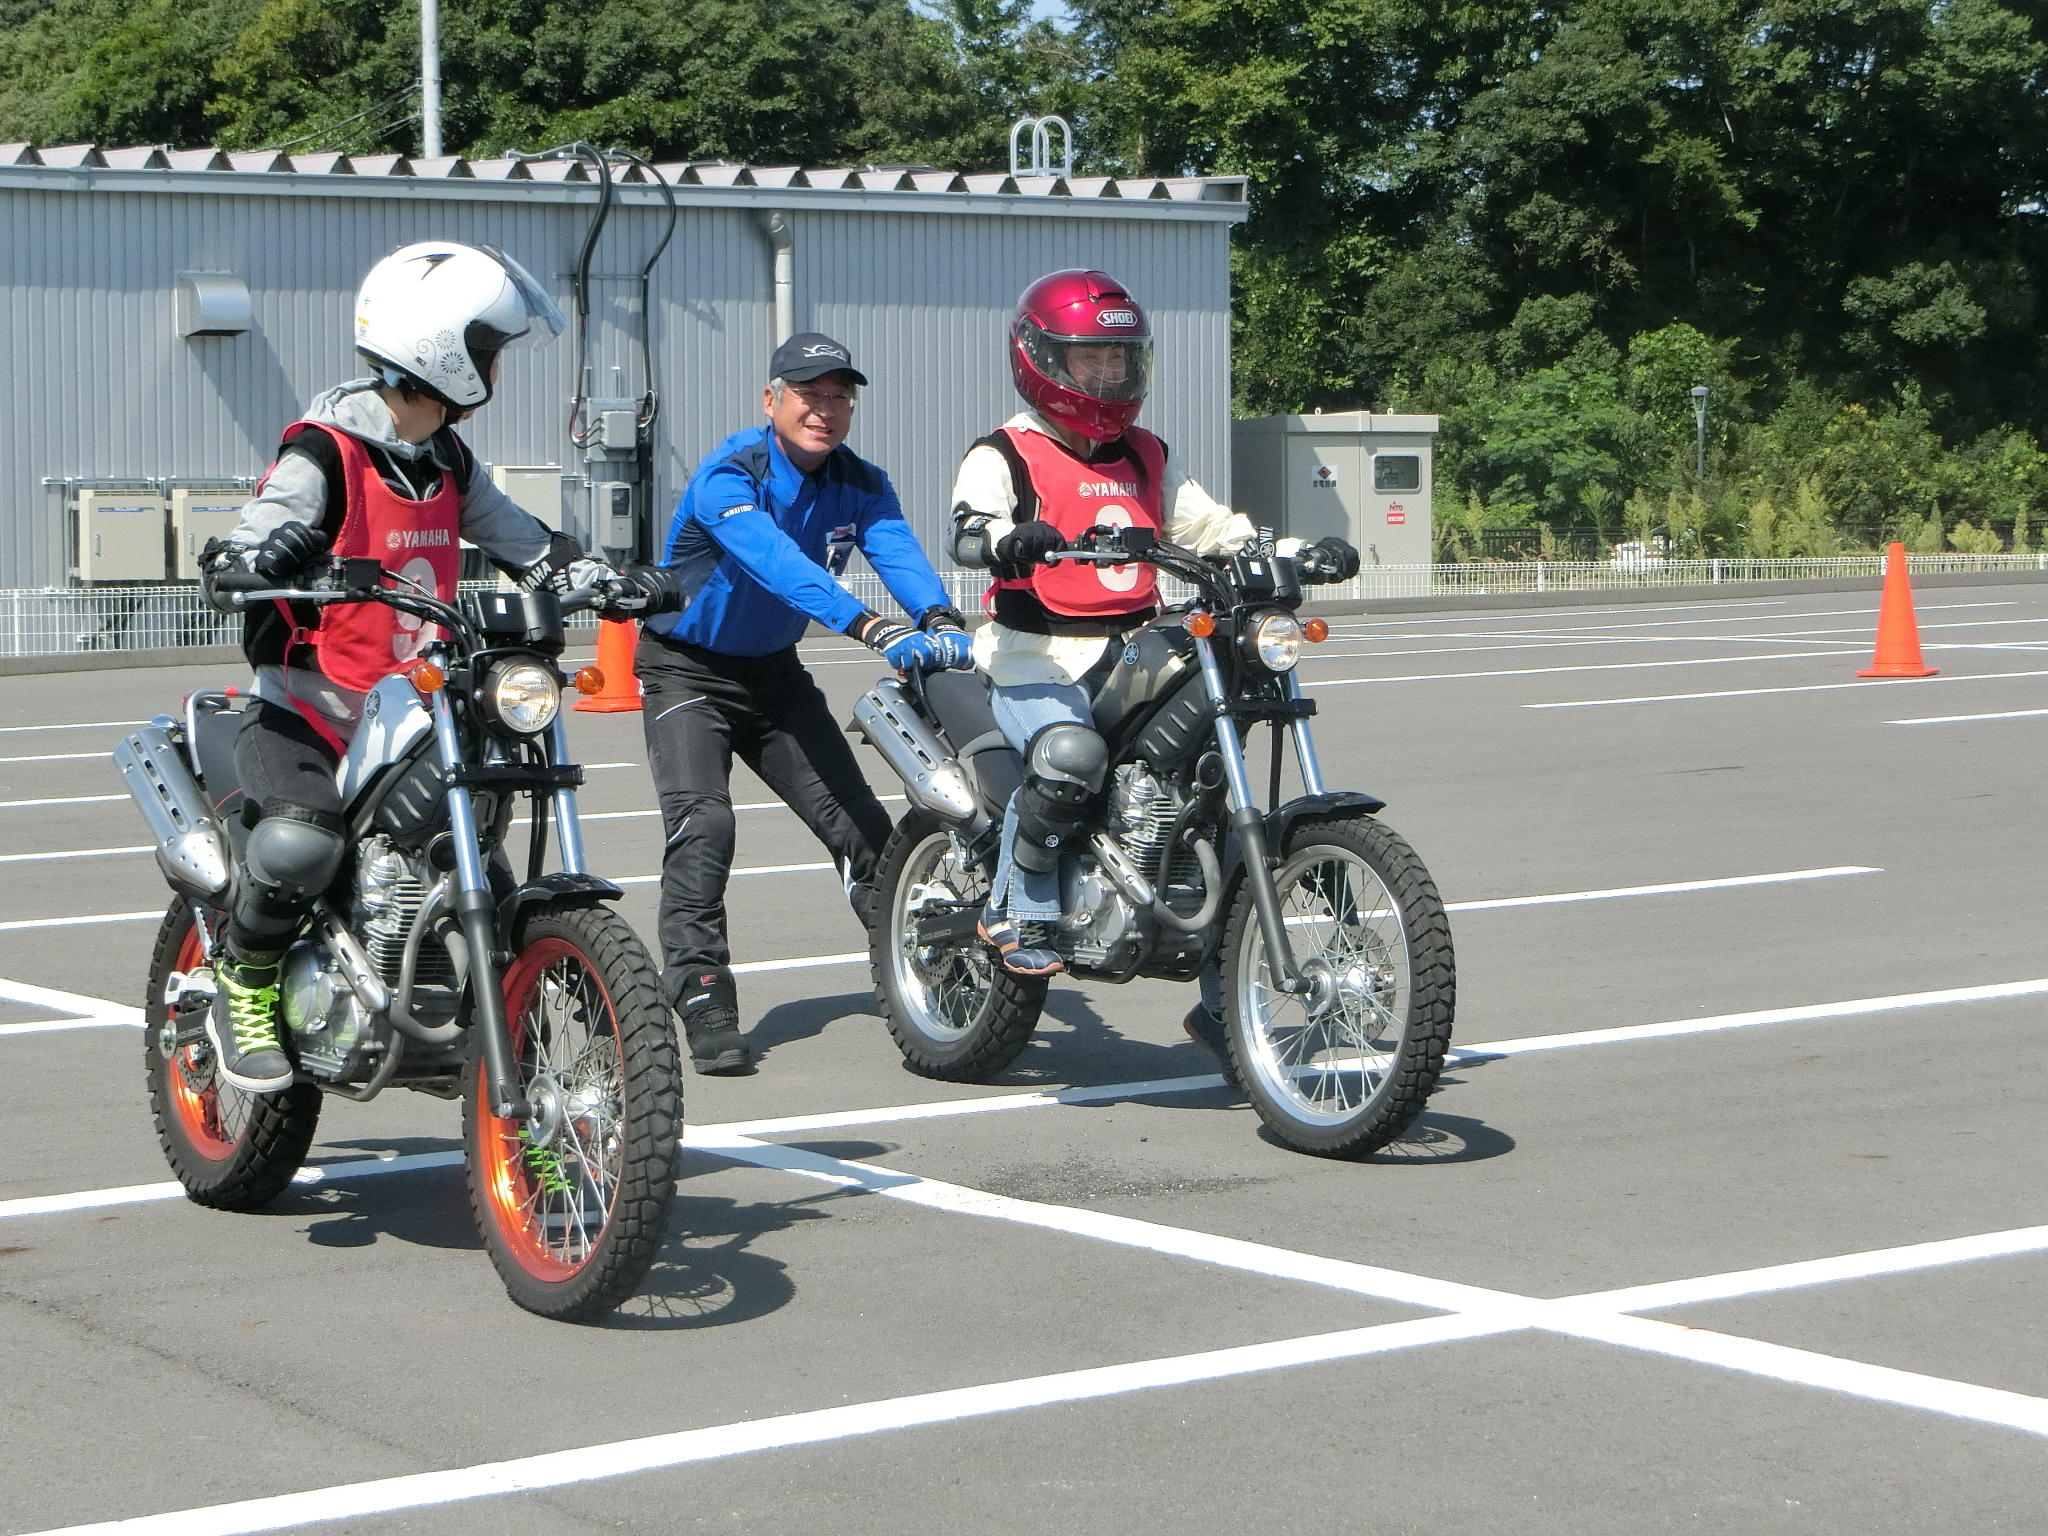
1690;385;1710;489
420;0;443;157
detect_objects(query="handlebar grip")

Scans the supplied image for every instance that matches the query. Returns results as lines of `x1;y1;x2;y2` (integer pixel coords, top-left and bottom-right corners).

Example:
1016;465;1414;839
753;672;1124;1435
207;568;273;594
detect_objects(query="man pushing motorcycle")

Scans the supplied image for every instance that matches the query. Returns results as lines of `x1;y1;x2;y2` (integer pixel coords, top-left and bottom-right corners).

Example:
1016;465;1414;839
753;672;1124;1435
198;240;669;1093
948;269;1358;1068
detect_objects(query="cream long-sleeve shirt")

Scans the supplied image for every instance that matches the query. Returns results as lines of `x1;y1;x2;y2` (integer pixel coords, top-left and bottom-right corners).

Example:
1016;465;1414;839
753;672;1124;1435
953;411;1257;687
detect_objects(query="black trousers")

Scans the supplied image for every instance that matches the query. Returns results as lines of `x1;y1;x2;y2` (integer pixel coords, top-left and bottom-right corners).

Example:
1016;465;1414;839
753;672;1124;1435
636;632;893;1005
226;700;345;954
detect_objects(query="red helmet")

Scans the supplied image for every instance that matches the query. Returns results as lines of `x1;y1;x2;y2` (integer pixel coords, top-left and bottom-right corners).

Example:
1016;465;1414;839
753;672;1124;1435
1010;269;1153;441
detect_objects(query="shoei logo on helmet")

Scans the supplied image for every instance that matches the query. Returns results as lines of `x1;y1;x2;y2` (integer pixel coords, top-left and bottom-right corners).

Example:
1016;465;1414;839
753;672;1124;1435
1098;309;1139;327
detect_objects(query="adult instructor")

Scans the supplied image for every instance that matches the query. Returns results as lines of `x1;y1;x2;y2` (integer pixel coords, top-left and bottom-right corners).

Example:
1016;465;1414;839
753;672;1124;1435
639;334;971;1074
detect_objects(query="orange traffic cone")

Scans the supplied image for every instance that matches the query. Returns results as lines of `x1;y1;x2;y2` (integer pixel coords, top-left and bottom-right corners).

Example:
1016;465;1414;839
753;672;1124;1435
573;617;645;712
1857;542;1938;678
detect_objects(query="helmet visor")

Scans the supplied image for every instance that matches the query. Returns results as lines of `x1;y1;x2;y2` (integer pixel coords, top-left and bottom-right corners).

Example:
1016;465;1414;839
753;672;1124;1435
1019;322;1152;404
479;244;567;340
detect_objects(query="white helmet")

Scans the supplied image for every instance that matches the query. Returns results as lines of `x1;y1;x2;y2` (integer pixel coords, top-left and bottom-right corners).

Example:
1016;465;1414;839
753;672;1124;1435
354;241;566;409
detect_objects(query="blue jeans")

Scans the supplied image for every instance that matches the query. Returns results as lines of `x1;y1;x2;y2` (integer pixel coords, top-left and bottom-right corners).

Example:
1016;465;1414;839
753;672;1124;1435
985;678;1225;1017
987;680;1094;922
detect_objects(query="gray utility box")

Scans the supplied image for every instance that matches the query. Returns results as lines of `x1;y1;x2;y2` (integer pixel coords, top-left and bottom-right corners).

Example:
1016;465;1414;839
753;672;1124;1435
71;489;169;582
490;465;566;533
1231;412;1439;595
169;487;247;579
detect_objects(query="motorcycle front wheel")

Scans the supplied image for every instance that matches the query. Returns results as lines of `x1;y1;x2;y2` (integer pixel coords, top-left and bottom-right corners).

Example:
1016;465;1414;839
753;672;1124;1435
142;901;322;1210
1222;814;1455;1158
463;902;680;1321
871;809;1048;1081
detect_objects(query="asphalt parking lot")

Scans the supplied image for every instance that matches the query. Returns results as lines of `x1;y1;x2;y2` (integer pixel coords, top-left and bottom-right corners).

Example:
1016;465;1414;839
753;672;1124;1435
5;579;2048;1534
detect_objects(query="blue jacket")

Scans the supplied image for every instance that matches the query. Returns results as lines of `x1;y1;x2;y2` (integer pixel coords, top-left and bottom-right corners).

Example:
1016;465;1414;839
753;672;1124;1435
646;426;951;656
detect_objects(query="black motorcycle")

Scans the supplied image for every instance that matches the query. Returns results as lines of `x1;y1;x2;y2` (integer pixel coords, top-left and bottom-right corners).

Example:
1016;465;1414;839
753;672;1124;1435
852;530;1455;1158
114;559;679;1319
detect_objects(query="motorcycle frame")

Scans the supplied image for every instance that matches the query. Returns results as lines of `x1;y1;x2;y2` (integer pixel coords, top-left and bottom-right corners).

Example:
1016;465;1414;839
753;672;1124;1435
209;569;622;1121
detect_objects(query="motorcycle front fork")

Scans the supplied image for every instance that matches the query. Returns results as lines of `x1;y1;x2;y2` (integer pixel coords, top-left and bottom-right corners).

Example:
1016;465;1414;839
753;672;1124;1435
1192;636;1317;994
430;694;592;1119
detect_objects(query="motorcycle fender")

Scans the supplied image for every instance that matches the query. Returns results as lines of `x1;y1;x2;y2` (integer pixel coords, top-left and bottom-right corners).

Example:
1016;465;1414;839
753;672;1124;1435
495;872;623;951
1265;790;1387;850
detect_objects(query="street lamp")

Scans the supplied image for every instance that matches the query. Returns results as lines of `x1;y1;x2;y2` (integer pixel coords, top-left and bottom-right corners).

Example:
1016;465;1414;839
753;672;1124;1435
420;0;443;157
1690;385;1710;489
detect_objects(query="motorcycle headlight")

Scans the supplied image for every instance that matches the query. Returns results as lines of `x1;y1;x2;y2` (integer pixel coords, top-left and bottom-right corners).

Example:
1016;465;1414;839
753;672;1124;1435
484;660;561;734
1245;611;1304;673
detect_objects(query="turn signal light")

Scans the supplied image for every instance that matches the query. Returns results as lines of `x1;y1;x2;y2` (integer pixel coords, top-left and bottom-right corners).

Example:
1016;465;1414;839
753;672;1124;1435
405;659;446;695
1186;611;1216;639
573;666;606;696
1302;618;1330;643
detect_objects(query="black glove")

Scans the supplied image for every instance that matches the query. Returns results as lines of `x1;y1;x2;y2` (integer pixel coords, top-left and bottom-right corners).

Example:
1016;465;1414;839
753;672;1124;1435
598;564;681;619
250;521;330;584
1299;535;1360;583
994;520;1064;567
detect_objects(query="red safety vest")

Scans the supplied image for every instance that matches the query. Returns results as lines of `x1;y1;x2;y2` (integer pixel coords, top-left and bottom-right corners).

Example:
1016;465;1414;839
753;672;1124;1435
983;426;1166;621
266;420;462;710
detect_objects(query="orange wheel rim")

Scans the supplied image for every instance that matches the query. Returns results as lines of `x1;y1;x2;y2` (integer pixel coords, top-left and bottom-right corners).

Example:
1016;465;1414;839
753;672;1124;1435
162;922;241;1162
478;937;626;1282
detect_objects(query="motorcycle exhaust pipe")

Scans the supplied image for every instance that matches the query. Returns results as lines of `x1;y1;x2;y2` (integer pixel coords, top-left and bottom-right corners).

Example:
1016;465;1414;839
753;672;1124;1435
113;719;233;902
850;680;983;826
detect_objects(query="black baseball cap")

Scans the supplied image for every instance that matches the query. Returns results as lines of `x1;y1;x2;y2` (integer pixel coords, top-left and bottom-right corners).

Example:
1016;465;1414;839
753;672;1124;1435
771;332;868;386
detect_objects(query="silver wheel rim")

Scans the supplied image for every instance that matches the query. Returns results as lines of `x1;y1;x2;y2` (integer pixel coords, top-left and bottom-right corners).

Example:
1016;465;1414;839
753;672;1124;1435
1236;843;1410;1129
890;829;994;1045
514;957;623;1267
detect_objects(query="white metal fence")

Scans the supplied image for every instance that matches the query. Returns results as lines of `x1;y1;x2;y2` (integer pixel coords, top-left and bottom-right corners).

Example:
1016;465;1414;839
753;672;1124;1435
0;581;600;659
6;554;2046;658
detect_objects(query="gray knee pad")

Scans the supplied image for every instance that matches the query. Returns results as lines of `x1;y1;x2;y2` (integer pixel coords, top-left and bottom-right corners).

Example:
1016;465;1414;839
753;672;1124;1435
229;811;346;949
1011;723;1107;875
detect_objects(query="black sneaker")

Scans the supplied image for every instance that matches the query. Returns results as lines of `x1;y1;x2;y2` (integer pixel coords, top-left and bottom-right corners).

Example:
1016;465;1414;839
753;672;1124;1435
1182;1003;1241;1089
204;956;293;1093
676;967;753;1076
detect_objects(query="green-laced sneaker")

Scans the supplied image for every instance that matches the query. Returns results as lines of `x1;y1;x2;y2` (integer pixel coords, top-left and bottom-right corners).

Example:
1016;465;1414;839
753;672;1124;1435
204;959;292;1093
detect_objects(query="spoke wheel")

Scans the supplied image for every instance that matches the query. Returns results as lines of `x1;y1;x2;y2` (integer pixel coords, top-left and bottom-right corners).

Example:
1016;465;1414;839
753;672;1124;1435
1224;815;1454;1158
871;809;1046;1081
142;902;320;1209
465;903;678;1321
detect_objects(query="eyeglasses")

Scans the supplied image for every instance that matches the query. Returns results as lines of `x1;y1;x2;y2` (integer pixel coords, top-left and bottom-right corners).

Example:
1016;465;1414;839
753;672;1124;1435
789;386;857;413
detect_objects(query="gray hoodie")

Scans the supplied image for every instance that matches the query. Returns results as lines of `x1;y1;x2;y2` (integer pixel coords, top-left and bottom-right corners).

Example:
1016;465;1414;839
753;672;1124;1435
228;381;576;736
226;380;555;568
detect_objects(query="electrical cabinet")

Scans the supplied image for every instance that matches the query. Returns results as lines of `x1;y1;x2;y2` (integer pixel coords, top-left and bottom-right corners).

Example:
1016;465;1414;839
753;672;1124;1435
169;488;246;579
1231;413;1439;596
72;490;169;582
489;465;565;532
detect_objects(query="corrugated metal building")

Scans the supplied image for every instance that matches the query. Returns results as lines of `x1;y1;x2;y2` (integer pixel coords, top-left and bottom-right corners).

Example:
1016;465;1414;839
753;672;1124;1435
0;145;1248;591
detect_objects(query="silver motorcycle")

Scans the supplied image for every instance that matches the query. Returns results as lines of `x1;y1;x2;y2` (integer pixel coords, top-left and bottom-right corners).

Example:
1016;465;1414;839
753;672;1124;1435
115;559;678;1319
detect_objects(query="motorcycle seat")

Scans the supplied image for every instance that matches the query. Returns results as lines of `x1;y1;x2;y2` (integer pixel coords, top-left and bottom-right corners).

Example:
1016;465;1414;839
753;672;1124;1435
920;670;1022;812
187;690;252;857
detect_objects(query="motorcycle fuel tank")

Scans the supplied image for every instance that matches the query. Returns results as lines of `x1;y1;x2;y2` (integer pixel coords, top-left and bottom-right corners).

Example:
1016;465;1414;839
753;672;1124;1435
337;674;432;806
1091;622;1193;735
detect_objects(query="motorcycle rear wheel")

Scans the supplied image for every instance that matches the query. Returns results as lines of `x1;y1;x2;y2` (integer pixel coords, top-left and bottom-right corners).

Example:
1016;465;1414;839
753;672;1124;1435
1222;814;1455;1158
871;809;1048;1081
142;902;322;1210
464;901;679;1321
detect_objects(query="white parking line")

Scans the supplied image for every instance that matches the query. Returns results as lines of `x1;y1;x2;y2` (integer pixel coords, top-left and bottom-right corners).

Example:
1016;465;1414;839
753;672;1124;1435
0;843;150;866
7;965;2036;1214
0;864;1875;982
0;719;145;733
1527;667;2048;709
1316;651;1842;687
0;793;125;810
1887;708;2048;726
0;749;112;764
23;1142;2048;1536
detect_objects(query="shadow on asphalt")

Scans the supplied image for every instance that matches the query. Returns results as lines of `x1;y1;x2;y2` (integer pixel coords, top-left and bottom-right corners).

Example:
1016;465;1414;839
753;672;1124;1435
746;989;878;1064
251;1136;847;1332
